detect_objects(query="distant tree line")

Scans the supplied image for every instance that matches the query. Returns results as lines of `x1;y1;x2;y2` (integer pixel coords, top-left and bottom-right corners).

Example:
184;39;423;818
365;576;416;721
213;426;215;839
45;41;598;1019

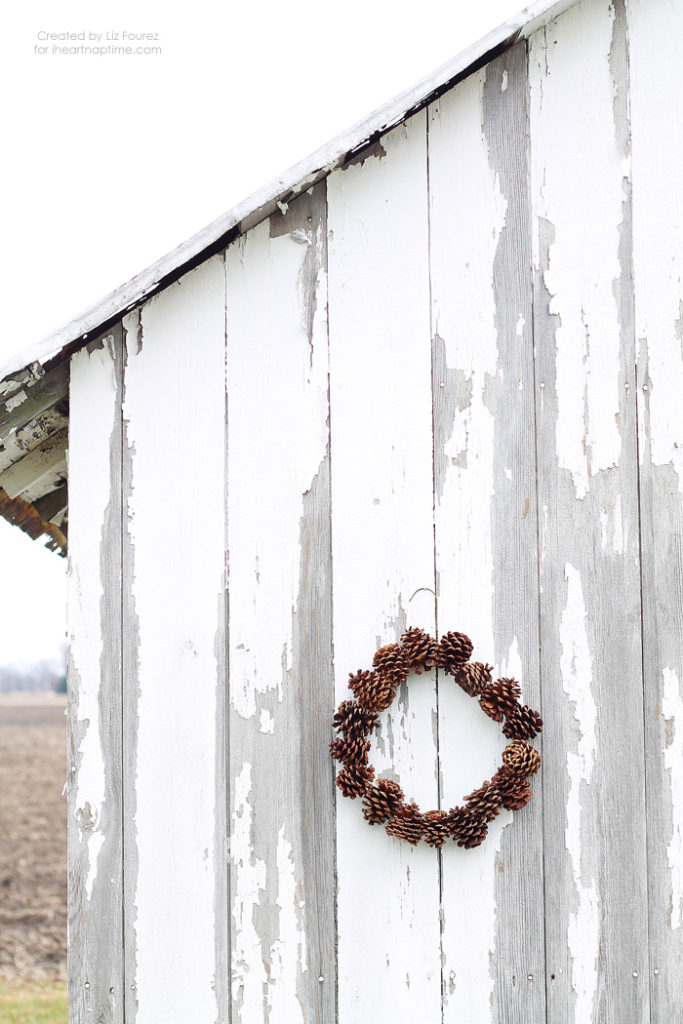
0;653;66;694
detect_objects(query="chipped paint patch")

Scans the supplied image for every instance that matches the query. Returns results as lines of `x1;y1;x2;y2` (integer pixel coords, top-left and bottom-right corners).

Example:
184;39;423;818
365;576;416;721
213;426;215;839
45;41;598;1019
68;343;119;902
560;563;598;1021
662;668;683;929
266;829;306;1023
230;762;267;1015
227;199;329;721
600;492;626;553
530;5;624;501
5;389;27;412
259;709;275;734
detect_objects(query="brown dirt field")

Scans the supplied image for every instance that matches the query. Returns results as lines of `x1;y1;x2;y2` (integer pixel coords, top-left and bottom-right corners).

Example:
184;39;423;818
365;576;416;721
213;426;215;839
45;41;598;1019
0;694;67;982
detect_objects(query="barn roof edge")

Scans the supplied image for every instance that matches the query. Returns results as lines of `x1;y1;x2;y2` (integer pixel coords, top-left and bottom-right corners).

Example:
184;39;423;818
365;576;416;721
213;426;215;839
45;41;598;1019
0;0;574;386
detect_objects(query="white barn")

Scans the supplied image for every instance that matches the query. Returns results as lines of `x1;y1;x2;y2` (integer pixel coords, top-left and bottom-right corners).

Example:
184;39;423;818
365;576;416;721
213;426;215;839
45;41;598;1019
1;0;681;1020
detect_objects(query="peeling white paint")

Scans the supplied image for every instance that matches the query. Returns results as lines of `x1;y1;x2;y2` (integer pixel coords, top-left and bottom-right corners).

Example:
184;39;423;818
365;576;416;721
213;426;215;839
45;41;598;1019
68;343;119;903
123;260;225;1022
429;69;506;677
561;563;598;1022
267;829;306;1023
259;709;275;734
600;493;626;554
230;762;267;1013
530;4;624;500
428;65;519;1021
662;668;683;930
5;389;27;412
226;215;329;721
328;109;441;1022
630;0;683;496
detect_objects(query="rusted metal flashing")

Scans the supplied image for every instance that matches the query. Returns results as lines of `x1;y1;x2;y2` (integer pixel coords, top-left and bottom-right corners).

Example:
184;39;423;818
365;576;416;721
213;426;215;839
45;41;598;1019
0;485;67;555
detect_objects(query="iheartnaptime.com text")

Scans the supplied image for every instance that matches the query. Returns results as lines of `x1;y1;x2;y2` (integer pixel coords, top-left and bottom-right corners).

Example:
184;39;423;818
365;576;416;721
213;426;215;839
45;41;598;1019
34;30;162;56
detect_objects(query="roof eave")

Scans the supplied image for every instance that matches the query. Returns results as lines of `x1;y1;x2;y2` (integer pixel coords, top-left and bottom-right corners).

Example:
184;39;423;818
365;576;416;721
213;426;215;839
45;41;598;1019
0;0;575;386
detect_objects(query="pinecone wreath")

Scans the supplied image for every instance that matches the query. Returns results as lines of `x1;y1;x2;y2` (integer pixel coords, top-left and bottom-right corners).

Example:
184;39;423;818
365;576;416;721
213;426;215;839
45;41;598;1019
330;628;543;849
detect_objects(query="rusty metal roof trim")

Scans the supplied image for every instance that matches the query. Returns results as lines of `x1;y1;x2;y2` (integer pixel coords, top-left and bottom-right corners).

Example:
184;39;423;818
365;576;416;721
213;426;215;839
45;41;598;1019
0;486;67;557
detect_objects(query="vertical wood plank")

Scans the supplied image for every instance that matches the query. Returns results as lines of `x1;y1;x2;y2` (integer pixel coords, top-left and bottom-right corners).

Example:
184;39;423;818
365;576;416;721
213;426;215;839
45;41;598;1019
121;257;228;1023
529;2;649;1021
428;44;544;1023
629;0;683;1016
67;327;123;1023
225;184;335;1024
327;112;441;1024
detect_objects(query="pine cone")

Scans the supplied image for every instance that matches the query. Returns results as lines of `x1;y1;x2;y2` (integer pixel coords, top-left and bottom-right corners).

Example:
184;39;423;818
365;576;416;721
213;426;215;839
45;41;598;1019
490;677;522;713
348;669;396;712
336;762;375;799
385;804;424;846
449;808;488;849
502;704;543;741
329;735;370;767
479;677;521;720
362;779;405;824
372;643;408;688
455;662;493;697
400;627;438;674
438;632;473;675
502;740;542;777
502;783;532;811
422;809;451;848
332;700;378;738
479;695;505;722
490;766;532;810
464;780;503;822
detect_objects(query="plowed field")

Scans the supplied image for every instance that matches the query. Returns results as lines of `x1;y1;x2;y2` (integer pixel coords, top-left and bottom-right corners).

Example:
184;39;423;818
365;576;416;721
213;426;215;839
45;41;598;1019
0;695;67;982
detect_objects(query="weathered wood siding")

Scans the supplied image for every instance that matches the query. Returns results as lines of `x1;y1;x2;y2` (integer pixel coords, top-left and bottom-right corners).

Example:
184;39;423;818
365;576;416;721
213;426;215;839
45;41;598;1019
66;0;682;1021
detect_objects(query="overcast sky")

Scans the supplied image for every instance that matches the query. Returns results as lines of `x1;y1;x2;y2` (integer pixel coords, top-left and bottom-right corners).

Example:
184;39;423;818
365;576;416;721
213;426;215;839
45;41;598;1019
0;0;521;667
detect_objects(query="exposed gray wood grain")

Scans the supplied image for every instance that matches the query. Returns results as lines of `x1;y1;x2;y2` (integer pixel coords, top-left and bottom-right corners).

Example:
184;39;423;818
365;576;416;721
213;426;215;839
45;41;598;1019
293;446;336;1022
637;393;683;1023
531;4;649;1021
67;325;124;1024
227;183;335;1023
121;313;140;1024
214;285;230;1024
482;42;546;1024
629;0;683;1014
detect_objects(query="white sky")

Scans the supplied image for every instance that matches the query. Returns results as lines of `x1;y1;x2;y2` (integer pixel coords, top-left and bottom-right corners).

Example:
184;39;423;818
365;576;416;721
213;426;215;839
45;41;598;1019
0;0;521;667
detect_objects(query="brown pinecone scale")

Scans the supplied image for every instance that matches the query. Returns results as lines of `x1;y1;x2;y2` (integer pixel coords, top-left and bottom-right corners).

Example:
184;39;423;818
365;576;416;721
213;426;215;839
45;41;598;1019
332;700;378;739
456;661;493;697
502;740;542;777
362;779;405;824
385;804;424;845
348;669;396;712
464;780;503;823
372;643;408;688
335;762;375;799
450;809;488;849
422;809;452;848
438;631;474;675
502;704;543;741
329;735;370;767
400;627;438;674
